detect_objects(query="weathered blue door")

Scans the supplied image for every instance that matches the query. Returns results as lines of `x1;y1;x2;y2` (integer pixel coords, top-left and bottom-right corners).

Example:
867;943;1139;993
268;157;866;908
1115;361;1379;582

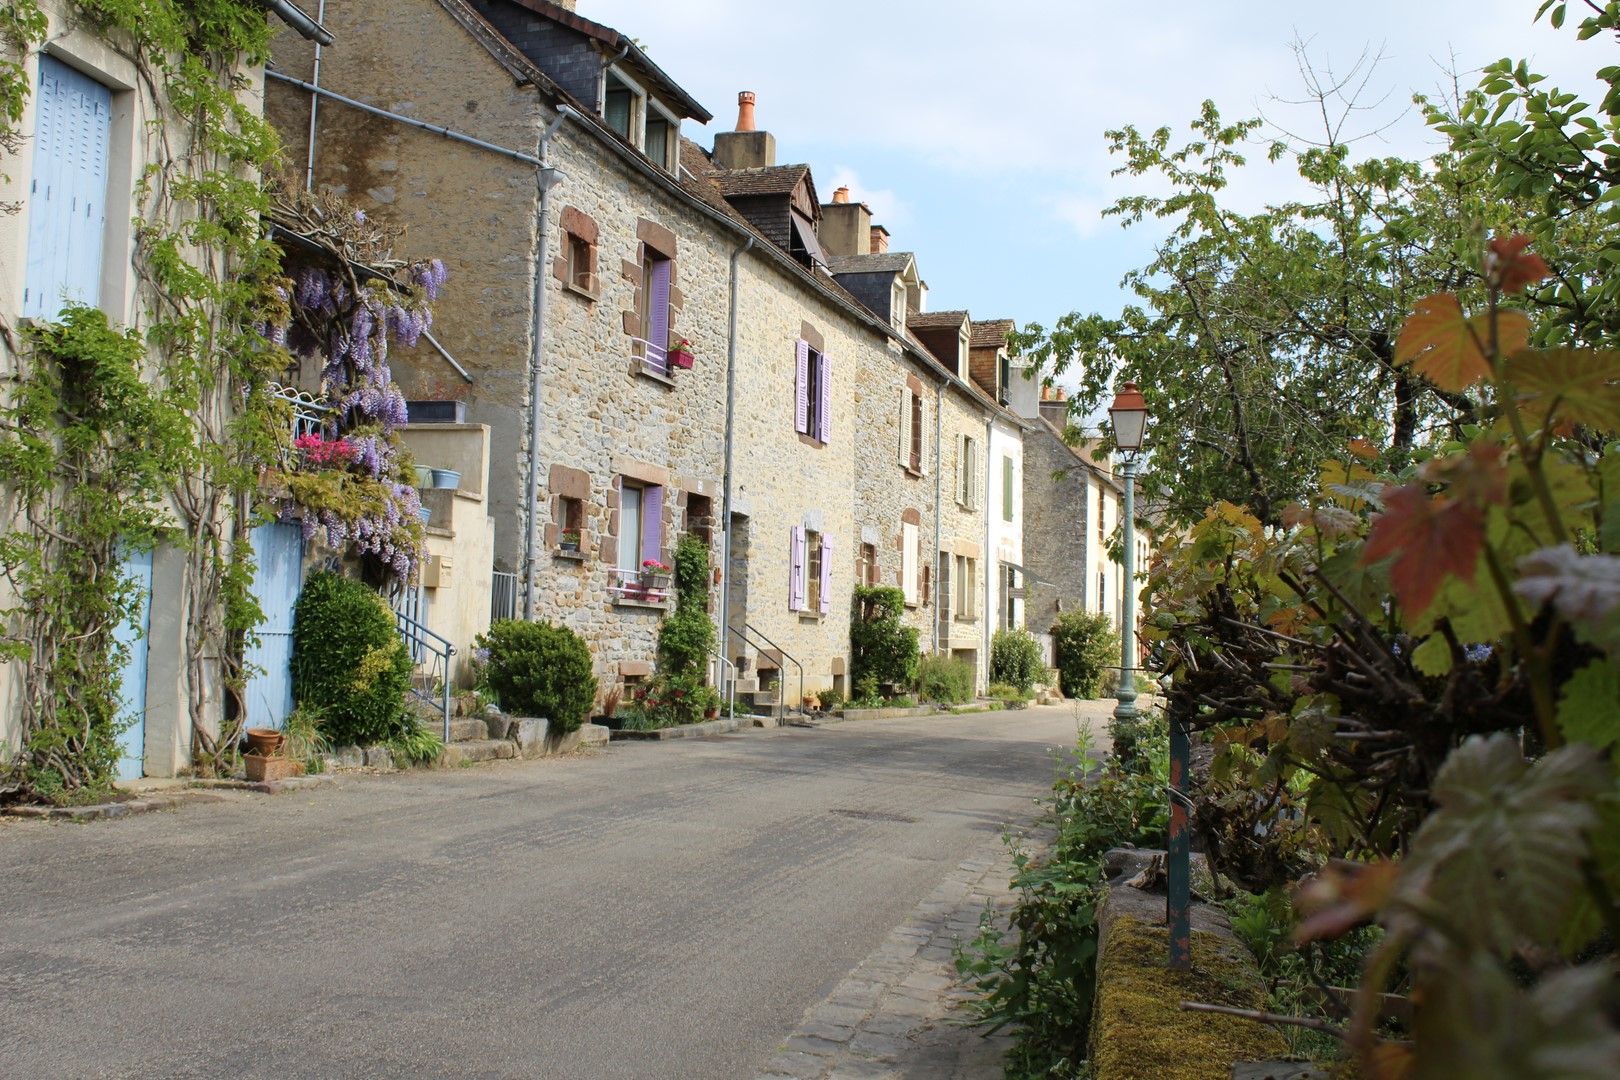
243;524;304;729
112;546;153;781
24;55;112;321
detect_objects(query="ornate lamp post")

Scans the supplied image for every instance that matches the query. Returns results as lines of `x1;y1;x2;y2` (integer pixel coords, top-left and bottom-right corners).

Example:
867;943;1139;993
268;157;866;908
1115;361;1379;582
1106;381;1147;725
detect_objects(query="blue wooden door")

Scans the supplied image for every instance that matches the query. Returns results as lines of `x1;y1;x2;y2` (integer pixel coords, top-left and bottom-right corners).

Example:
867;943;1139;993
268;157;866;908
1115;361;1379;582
112;546;153;781
243;524;304;729
24;56;112;321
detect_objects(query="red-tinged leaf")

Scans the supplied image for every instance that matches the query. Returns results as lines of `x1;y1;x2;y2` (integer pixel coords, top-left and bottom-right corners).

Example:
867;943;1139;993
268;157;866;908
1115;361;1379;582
1394;294;1490;391
1347;437;1380;460
1503;348;1620;433
1487;233;1551;295
1418;440;1508;508
1294;859;1400;943
1362;484;1484;616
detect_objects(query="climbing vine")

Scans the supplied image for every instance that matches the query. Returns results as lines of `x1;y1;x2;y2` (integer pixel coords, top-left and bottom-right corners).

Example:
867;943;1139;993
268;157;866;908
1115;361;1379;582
0;1;291;796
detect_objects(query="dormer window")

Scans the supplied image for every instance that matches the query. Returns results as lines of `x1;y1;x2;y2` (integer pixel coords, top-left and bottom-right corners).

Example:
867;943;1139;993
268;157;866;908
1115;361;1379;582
892;282;907;330
602;68;679;174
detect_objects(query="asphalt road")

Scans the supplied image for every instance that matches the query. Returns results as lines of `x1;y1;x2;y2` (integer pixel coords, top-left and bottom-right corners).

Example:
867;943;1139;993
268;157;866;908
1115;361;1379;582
0;705;1093;1080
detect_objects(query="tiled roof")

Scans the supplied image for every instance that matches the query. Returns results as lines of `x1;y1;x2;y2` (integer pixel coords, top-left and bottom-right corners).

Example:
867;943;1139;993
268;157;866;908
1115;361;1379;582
970;318;1015;349
907;310;969;330
711;164;812;199
826;253;914;276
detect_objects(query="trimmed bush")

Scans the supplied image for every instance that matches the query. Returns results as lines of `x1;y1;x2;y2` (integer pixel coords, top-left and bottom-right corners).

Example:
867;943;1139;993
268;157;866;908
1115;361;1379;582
1052;611;1120;699
991;628;1044;693
851;586;919;690
291;571;414;747
476;619;597;734
916;653;975;704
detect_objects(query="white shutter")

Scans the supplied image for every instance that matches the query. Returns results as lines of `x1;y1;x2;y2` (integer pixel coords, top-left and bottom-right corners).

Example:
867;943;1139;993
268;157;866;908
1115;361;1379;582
898;389;911;469
901;522;918;604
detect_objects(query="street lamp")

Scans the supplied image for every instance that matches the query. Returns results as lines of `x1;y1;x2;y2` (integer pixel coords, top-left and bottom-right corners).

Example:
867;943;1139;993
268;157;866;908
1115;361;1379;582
1106;381;1147;725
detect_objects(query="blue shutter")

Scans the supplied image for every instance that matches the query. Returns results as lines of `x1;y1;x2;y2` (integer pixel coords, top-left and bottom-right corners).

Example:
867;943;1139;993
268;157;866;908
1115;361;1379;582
641;484;664;567
243;524;305;730
111;544;153;781
794;339;810;434
647;258;671;372
25;57;112;321
789;525;805;610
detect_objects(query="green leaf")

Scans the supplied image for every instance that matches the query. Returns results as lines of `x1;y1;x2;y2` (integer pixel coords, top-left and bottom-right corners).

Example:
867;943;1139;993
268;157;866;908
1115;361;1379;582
1503;348;1620;433
1557;659;1620;750
1412;634;1453;676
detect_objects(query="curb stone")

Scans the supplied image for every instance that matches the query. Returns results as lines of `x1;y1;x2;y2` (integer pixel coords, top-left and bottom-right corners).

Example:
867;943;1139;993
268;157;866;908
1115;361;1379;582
755;830;1034;1080
2;791;225;821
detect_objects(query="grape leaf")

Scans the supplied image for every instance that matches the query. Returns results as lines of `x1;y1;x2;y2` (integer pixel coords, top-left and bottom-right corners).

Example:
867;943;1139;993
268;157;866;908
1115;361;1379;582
1363;484;1484;617
1515;544;1620;653
1487;233;1552;295
1557;659;1620;750
1503;348;1620;433
1395;293;1530;391
1411;635;1452;676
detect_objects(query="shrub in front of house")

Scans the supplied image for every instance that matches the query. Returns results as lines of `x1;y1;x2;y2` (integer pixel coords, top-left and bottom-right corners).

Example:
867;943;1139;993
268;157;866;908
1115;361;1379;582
291;571;414;746
915;654;975;705
657;534;715;678
990;628;1044;694
850;585;919;691
1051;611;1119;699
476;619;597;734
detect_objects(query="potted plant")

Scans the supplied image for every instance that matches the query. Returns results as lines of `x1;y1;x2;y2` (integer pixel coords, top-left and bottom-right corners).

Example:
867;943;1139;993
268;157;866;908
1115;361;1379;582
668;337;695;369
559;527;582;554
431;467;461;490
639;558;670;600
243;728;302;782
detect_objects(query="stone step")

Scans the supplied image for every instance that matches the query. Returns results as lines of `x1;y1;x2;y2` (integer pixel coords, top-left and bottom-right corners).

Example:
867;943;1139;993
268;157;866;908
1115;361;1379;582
437;739;516;767
446;717;489;743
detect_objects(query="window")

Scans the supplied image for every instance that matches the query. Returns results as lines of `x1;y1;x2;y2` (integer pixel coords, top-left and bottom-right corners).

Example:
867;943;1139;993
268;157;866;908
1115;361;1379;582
900;521;919;605
558;496;584;553
602;70;678;174
857;542;878;587
790;525;832;614
805;529;823;613
909;393;924;471
955;555;977;620
998;353;1011;406
892;282;907;329
957;436;978;509
685;493;712;544
644;111;672;171
795;340;830;443
1003;456;1016;521
639;250;672;373
1098;487;1107;541
1002;565;1019;630
604;72;637;140
1098;570;1106;614
617;482;664;573
567;232;594;294
24;57;113;321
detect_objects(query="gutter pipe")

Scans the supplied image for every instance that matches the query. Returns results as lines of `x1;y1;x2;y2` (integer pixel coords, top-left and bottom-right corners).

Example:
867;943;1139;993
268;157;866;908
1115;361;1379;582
717;235;755;684
261;0;334;46
932;374;945;655
302;0;328;191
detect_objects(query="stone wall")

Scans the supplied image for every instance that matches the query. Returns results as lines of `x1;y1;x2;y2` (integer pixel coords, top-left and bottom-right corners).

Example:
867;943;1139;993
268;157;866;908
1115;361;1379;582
1022;420;1091;645
936;386;991;689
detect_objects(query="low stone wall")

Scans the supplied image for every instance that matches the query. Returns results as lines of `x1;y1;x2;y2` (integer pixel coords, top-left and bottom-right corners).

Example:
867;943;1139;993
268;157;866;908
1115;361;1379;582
609;716;748;741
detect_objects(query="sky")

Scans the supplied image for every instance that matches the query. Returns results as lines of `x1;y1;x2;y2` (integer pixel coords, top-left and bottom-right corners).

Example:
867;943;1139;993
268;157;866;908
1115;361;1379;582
587;0;1601;350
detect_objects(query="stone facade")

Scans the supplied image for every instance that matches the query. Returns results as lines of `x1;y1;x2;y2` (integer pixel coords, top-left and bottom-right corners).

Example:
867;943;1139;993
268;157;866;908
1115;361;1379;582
1020;416;1094;653
935;385;991;689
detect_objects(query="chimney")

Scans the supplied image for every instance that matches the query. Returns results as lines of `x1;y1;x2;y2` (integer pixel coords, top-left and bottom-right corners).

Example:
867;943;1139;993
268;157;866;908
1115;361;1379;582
818;194;871;257
712;90;776;170
869;225;889;254
1039;394;1069;428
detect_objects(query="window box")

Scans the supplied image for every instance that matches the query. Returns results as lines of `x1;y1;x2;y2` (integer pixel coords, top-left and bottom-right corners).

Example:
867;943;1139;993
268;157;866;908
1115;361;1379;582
608;566;671;605
669;338;695;369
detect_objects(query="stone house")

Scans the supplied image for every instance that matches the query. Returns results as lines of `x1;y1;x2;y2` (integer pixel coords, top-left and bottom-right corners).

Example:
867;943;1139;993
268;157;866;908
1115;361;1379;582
0;1;332;781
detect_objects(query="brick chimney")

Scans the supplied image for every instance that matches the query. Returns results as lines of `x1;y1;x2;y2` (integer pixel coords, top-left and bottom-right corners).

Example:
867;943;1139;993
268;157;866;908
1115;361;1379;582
819;191;871;257
712;90;776;170
870;225;889;254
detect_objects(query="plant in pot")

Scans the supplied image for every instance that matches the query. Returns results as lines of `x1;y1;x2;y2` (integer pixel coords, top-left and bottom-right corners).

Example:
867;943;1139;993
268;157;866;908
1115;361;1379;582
639;558;670;601
668;336;695;369
242;727;302;782
559;527;582;554
430;466;461;490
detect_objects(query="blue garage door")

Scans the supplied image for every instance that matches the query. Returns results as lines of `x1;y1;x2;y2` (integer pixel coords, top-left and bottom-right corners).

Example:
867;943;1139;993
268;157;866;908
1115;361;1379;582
243;524;304;729
112;546;153;781
24;55;112;321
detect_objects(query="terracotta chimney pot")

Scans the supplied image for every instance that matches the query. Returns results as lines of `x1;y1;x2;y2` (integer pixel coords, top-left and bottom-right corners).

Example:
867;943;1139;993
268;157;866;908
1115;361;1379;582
736;91;757;133
832;186;850;204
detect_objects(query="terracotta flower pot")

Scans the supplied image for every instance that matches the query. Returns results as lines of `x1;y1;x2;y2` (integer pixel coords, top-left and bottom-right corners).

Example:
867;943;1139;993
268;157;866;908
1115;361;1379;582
244;727;285;757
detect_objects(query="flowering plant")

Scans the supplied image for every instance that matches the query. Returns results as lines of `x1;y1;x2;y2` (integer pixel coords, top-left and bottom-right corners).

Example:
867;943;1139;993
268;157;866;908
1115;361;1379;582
641;559;670;573
294;432;357;467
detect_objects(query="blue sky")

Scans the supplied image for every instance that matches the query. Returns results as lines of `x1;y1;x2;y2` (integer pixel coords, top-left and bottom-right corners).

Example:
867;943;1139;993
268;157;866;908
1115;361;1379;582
589;1;1599;361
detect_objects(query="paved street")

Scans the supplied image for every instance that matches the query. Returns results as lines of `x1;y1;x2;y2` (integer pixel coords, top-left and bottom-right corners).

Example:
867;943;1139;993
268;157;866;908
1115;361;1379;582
0;704;1098;1080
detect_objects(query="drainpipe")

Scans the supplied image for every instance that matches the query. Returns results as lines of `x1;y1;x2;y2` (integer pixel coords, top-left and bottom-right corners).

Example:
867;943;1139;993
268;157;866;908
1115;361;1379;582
521;112;569;621
302;0;328;192
718;235;755;682
932;375;945;655
983;413;994;691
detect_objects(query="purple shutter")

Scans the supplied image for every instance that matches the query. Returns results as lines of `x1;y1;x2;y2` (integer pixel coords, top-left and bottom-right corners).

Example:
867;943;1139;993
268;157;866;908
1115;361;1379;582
789;525;805;610
641;485;663;567
819;534;833;615
794;339;810;434
816;351;831;442
648;258;672;372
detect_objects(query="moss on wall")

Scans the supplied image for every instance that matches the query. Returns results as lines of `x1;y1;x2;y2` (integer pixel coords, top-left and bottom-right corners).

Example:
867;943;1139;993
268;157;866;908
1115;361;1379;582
1091;915;1288;1080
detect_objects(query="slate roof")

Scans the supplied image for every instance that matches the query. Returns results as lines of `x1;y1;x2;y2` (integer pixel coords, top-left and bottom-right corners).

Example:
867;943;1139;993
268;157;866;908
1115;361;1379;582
969;318;1015;349
826;253;915;276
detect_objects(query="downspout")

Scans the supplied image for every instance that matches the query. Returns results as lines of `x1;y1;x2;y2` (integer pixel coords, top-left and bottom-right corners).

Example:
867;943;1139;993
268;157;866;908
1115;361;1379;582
983;413;994;691
302;0;327;192
521;111;569;620
718;235;755;682
932;374;945;655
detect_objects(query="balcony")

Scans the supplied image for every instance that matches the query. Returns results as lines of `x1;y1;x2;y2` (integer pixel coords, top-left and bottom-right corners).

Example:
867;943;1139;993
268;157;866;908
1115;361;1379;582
609;566;672;608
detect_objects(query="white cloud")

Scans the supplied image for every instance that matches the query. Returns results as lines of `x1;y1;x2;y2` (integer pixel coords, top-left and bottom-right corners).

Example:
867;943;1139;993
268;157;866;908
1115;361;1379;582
822;166;911;228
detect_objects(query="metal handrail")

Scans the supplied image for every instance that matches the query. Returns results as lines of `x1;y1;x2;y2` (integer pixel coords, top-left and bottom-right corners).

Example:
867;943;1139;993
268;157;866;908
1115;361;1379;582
628;336;669;376
727;621;804;725
395;607;456;742
710;649;737;720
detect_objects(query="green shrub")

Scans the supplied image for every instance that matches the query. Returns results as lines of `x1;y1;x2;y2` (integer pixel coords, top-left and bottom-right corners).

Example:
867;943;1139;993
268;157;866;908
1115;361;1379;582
915;653;975;704
291;571;413;746
991;628;1044;693
850;586;919;690
476;619;597;734
817;687;844;712
389;720;445;765
1052;611;1120;699
849;675;884;709
657;534;715;678
624;670;720;729
988;681;1032;708
885;693;917;708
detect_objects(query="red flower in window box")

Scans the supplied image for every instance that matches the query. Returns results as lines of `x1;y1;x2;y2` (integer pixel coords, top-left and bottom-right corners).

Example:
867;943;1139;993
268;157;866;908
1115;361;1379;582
668;338;695;369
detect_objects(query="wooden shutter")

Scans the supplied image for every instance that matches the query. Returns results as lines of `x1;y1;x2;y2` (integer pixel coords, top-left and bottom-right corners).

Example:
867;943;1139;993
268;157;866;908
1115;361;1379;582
24;57;112;321
640;485;664;567
1003;456;1014;521
819;534;832;615
954;434;964;505
795;340;810;434
789;525;805;610
647;258;672;373
898;388;911;468
900;521;917;604
816;351;831;442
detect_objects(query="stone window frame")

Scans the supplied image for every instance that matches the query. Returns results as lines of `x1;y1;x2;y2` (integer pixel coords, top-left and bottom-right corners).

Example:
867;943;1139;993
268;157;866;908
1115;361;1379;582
554;205;601;302
899;508;927;609
904;375;925;477
545;464;592;562
621;218;683;387
797;321;827;449
606;459;673;610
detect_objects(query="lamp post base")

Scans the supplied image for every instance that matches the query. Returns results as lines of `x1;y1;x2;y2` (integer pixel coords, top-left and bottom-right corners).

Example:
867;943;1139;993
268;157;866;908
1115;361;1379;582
1112;687;1139;723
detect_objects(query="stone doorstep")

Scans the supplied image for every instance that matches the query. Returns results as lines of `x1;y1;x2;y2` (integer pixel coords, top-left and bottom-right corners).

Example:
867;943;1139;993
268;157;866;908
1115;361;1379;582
2;790;226;821
191;774;341;796
608;716;749;741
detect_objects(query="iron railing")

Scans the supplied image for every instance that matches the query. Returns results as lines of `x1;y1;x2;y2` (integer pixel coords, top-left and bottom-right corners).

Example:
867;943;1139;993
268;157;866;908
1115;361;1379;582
268;382;330;448
491;571;518;623
629;336;669;377
396;606;456;743
608;566;673;604
710;649;737;721
727;621;803;725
